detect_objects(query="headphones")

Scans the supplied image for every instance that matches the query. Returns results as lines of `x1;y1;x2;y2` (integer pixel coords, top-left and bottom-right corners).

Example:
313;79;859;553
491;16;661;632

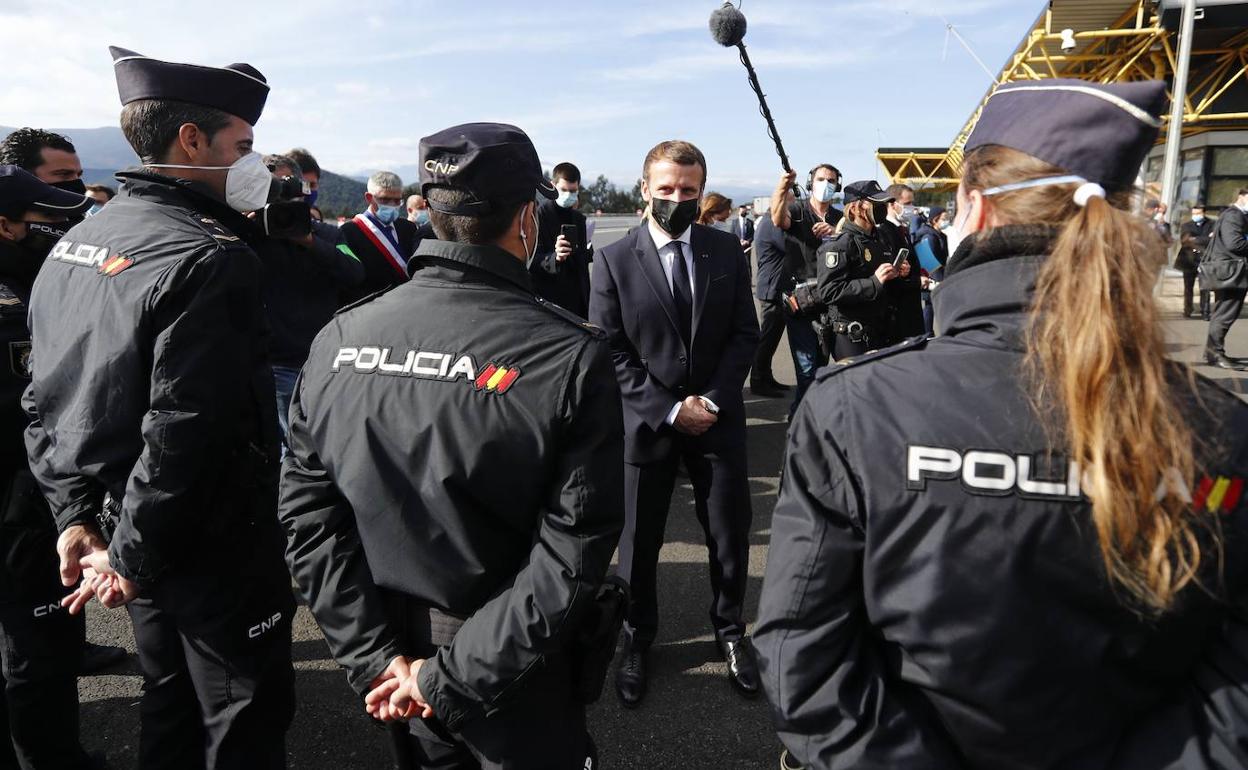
806;164;842;193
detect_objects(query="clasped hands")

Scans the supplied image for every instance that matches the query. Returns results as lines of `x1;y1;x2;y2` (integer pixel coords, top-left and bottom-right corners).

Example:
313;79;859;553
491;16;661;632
57;524;139;614
364;655;435;722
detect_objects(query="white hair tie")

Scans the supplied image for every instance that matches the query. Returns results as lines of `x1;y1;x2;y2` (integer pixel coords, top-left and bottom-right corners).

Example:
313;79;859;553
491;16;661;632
1073;182;1106;207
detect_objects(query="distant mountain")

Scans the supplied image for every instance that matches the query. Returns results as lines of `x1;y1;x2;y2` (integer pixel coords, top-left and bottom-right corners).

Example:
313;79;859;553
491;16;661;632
316;171;366;219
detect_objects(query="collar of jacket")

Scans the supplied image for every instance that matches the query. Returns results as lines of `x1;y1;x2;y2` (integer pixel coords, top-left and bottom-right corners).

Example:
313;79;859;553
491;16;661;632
842;220;874;240
934;224;1061;350
114;168;258;241
411;238;533;293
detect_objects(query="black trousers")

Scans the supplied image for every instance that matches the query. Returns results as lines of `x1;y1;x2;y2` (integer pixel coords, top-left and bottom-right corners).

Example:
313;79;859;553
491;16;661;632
396;656;594;770
0;471;89;770
620;439;752;648
1206;288;1247;357
127;523;295;770
1182;271;1210;317
751;299;786;384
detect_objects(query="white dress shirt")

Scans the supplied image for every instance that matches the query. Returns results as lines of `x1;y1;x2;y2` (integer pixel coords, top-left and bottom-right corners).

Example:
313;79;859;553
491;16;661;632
644;219;717;425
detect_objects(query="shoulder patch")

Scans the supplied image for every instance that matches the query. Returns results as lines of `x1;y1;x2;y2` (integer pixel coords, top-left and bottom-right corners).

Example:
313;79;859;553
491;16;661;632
333;284;403;317
825;251;841;269
534;297;605;337
184;213;248;249
816;334;929;382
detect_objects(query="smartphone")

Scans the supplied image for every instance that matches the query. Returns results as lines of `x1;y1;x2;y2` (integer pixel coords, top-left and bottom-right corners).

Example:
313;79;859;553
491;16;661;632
560;224;579;249
892;247;910;270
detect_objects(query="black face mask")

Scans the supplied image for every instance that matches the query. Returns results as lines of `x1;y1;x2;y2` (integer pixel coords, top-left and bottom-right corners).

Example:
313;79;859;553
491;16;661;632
650;197;699;237
51;178;87;196
871;202;890;226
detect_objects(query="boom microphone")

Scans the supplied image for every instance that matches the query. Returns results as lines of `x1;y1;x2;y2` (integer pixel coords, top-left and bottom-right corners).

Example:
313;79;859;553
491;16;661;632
708;2;796;187
709;3;747;47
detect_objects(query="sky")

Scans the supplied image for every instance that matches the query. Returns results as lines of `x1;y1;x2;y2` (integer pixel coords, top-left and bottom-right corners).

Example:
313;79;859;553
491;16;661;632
0;0;1043;192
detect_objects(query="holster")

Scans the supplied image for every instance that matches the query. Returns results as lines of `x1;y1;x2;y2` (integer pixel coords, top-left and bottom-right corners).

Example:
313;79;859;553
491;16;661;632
569;575;630;705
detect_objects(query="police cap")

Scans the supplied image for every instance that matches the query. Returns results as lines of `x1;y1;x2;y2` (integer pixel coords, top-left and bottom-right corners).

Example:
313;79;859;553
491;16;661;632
419;123;557;215
965;79;1166;191
110;46;270;126
843;180;894;204
0;165;92;216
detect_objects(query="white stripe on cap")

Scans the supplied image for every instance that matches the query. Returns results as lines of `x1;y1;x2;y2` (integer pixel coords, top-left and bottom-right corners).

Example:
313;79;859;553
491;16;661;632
989;83;1162;128
111;54;269;89
31;199;89;211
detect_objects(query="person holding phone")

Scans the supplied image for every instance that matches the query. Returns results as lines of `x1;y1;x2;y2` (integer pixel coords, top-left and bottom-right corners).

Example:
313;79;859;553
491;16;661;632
530;162;591;317
814;181;907;360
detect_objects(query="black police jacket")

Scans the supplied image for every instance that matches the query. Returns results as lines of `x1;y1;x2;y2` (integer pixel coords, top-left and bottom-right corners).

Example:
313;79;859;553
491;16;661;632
0;255;34;475
815;221;891;332
279;238;624;732
757;225;1248;770
22;170;281;587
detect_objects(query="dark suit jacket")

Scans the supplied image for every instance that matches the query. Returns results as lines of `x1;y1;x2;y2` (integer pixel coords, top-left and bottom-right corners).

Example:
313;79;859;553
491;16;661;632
732;216;755;244
590;223;760;464
754;214;791;302
340;215;418;303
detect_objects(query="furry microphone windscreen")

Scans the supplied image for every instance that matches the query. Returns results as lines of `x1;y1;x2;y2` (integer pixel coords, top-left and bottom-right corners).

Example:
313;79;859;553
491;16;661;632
709;2;747;47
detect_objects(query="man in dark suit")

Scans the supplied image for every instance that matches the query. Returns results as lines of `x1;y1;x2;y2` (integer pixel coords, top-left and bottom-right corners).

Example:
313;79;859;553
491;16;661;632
589;140;761;709
879;183;924;343
339;170;417;303
751;213;790;398
732;204;754;252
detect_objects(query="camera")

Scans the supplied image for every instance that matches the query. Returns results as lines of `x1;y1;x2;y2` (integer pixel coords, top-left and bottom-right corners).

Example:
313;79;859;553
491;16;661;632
261;175;312;239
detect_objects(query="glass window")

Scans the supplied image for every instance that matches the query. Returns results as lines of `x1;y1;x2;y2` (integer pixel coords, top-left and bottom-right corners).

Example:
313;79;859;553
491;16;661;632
1212;147;1248;176
1209;177;1248;207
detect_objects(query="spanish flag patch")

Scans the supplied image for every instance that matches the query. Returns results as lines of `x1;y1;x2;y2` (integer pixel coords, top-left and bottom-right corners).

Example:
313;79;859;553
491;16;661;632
473;363;521;394
98;255;134;276
1193;475;1244;514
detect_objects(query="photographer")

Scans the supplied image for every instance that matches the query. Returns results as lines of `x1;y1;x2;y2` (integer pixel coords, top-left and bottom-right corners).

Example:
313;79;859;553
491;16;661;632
530;162;591;317
257;153;363;444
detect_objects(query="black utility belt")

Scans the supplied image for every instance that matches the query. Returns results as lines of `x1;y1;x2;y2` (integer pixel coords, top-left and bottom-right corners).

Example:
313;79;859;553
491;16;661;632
829;320;870;336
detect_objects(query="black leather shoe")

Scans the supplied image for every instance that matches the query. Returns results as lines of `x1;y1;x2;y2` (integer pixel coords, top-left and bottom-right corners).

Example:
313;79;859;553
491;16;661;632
1205;353;1248;371
721;637;760;698
80;641;127;674
614;645;648;708
750;380;790;398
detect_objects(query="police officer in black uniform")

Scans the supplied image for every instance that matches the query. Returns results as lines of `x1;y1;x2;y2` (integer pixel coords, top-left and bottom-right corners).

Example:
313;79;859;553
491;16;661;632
23;48;295;769
757;79;1248;769
814;180;907;360
1177;204;1213;319
280;123;624;769
0;167;95;769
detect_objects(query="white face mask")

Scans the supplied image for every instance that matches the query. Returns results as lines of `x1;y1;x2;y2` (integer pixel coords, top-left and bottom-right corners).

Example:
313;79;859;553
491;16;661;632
945;208;969;258
148;151;273;213
555;189;578;209
811;179;837;203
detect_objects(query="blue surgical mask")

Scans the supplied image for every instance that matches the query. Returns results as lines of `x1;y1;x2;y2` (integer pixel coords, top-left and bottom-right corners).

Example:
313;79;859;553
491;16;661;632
413;210;430;226
305;189;319;207
812;179;837;203
85;203;103;218
374;204;402;225
1193;215;1205;224
556;190;578;209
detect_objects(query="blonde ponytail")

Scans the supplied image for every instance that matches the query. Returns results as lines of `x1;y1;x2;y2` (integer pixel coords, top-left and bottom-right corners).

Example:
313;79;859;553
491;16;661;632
963;145;1209;613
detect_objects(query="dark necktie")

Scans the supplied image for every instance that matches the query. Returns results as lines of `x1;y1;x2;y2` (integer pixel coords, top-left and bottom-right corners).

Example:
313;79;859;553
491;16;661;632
670;241;693;349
